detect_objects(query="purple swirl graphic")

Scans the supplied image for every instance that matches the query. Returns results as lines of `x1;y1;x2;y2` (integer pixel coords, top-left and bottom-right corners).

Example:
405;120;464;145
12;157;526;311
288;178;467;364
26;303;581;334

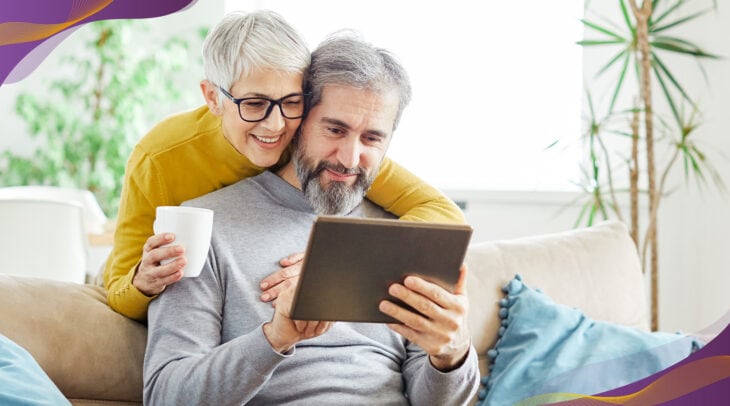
0;0;197;86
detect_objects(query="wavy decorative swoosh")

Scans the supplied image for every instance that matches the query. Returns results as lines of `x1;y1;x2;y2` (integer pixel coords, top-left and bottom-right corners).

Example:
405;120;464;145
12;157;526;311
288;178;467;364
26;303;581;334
0;0;112;46
516;356;730;405
0;0;196;86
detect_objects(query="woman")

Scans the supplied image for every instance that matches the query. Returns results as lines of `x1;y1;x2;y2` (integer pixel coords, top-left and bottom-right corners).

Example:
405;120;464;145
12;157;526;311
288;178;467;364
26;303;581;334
103;10;464;321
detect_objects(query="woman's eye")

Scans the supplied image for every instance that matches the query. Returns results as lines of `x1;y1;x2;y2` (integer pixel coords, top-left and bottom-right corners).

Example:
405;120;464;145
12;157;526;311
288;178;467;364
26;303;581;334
242;100;267;109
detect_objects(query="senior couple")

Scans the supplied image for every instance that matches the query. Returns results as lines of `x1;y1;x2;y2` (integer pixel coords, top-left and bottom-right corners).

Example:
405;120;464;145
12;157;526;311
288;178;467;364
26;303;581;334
103;10;479;405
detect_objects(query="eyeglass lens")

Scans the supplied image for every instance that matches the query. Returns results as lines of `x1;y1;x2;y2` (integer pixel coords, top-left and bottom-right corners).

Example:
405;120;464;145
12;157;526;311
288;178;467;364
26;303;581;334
239;95;305;122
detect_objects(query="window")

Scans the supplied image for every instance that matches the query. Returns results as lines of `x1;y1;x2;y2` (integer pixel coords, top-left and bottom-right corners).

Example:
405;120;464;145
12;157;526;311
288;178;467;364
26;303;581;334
226;0;584;191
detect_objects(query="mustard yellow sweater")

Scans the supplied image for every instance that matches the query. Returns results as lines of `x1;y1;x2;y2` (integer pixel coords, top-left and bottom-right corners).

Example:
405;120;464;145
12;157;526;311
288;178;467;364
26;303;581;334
103;105;465;321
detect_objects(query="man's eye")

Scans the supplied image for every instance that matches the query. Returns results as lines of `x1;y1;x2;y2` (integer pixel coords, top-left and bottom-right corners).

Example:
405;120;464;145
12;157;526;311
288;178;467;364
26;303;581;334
327;127;344;136
364;135;383;144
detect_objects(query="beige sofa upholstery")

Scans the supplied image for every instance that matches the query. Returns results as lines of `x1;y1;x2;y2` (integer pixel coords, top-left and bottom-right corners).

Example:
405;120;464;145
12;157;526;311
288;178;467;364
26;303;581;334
0;220;647;405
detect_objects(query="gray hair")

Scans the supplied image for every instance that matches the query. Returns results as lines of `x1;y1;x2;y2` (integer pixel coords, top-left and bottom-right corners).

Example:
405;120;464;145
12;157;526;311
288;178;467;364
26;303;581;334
202;10;310;98
304;31;412;130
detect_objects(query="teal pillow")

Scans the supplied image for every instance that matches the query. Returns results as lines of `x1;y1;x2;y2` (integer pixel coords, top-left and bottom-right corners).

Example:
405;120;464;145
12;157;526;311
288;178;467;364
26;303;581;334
0;333;70;406
476;275;702;406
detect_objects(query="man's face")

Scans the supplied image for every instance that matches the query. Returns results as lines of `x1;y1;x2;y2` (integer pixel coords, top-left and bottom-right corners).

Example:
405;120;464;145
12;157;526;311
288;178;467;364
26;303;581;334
293;84;399;215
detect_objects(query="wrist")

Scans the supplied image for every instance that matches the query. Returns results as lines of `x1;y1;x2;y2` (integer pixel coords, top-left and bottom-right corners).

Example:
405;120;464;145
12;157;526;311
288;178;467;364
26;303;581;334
262;322;294;354
429;345;470;372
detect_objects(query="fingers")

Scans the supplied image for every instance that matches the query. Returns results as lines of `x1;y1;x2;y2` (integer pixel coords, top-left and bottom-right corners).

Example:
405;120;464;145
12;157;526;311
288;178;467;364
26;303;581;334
279;252;305;267
133;233;187;296
379;273;471;362
292;320;333;338
260;261;303;303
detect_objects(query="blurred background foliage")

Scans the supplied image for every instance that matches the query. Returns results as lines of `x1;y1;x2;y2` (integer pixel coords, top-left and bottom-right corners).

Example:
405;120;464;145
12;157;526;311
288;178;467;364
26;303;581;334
0;20;208;217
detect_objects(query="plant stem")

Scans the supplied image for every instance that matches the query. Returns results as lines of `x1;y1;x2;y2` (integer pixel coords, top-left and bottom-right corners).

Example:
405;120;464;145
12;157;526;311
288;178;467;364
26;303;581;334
630;102;640;249
630;0;659;331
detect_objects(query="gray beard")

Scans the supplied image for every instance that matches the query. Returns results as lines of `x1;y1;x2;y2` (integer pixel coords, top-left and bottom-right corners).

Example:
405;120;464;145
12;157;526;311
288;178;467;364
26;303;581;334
293;149;375;216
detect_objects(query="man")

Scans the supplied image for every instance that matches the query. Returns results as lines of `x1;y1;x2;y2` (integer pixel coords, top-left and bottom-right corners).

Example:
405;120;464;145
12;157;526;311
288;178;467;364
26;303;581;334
144;32;479;405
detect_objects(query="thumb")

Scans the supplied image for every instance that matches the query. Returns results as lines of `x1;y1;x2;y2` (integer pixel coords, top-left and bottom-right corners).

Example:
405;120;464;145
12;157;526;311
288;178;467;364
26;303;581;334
453;264;468;295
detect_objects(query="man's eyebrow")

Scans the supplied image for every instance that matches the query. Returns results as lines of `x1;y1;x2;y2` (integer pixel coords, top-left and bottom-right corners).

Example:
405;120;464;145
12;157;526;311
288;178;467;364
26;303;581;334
321;117;389;139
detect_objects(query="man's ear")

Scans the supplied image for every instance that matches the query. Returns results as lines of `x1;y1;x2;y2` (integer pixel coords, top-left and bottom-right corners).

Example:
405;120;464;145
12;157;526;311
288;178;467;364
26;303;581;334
201;80;223;116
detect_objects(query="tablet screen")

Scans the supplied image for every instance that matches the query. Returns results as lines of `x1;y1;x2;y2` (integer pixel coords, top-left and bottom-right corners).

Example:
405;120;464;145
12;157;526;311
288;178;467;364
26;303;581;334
290;216;473;323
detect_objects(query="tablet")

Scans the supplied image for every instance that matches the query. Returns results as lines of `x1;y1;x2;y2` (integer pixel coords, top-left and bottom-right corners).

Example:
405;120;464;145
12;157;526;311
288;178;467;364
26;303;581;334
289;216;473;323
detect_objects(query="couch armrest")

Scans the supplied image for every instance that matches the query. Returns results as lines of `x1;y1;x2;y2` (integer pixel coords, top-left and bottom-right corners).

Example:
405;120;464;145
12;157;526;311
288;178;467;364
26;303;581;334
0;275;146;402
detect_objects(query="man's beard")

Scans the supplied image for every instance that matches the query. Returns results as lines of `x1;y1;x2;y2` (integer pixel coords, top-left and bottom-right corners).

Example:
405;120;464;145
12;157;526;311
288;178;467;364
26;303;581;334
293;146;375;216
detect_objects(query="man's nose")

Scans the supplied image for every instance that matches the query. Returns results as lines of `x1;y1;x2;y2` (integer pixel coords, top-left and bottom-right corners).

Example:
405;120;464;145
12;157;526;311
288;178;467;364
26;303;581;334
336;137;362;169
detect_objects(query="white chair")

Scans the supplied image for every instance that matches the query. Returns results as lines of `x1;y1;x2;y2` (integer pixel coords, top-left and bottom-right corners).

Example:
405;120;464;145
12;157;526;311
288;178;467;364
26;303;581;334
0;186;108;234
0;198;89;284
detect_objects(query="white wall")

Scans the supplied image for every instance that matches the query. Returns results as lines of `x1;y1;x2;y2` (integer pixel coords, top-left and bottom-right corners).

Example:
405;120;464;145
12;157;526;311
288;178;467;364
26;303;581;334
656;4;730;333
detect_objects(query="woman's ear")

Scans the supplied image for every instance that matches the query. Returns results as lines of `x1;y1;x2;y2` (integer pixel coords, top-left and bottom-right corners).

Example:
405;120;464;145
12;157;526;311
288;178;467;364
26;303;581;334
200;80;222;116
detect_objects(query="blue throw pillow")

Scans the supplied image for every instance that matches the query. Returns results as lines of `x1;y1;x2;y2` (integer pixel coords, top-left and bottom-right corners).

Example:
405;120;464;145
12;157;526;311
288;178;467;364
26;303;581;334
0;333;70;406
476;275;702;406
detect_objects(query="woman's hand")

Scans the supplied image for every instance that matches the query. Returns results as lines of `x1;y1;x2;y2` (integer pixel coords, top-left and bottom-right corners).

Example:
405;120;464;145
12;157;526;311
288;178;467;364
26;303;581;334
260;252;304;304
132;233;186;296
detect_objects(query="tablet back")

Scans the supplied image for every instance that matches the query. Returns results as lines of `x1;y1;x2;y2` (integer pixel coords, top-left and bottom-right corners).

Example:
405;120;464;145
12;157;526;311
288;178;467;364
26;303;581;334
290;216;473;323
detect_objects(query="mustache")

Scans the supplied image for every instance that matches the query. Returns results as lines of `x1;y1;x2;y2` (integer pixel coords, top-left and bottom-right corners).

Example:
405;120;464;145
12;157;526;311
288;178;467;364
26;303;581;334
312;161;364;178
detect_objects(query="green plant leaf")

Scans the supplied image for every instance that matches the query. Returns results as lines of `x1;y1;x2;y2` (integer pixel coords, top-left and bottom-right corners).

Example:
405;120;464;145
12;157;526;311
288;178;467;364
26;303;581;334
619;0;636;38
580;19;626;40
577;39;628;46
651;9;712;33
596;49;629;77
652;37;722;58
652;52;695;105
653;63;682;128
652;0;686;26
608;52;632;113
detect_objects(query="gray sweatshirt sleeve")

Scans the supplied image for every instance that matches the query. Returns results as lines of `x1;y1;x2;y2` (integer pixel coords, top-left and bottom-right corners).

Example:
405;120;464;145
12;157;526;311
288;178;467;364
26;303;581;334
402;341;480;406
143;254;289;406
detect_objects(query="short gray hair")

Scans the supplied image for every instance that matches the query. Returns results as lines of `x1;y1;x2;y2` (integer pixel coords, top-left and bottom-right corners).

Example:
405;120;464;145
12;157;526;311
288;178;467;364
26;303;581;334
304;31;412;130
202;10;310;94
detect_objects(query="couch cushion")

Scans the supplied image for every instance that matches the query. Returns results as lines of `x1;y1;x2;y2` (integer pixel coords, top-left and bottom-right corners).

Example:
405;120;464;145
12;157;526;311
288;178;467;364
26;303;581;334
476;275;699;405
464;220;649;377
0;275;146;402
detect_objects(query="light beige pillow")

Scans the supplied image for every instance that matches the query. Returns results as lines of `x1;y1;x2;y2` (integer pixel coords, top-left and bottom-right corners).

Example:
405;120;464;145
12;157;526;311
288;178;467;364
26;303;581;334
464;220;649;376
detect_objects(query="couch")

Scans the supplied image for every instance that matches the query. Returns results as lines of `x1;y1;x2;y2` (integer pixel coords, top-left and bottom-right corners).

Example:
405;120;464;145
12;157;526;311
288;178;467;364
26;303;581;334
0;220;648;405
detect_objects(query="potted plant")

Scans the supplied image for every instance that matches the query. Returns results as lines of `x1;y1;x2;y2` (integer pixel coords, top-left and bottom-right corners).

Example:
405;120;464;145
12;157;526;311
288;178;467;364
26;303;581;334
564;0;725;330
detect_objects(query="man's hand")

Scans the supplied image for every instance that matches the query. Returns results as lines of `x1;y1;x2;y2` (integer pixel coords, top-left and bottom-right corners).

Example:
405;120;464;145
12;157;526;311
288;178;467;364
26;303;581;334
260;252;304;303
262;277;333;353
132;233;186;296
378;265;471;372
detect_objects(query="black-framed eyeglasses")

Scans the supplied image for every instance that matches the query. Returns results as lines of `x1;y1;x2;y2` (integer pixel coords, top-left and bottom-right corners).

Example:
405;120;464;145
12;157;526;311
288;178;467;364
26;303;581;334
218;86;307;123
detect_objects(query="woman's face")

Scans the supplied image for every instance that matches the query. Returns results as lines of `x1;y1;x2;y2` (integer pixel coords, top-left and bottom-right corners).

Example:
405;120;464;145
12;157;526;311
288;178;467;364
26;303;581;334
214;69;304;168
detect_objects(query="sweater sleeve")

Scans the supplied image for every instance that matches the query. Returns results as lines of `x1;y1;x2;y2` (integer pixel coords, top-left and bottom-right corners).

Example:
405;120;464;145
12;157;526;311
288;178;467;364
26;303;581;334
402;342;480;405
366;157;465;224
103;147;162;321
144;254;288;405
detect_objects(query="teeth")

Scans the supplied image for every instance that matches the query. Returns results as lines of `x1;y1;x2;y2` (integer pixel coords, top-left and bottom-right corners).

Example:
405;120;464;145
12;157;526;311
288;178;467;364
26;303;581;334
253;135;280;144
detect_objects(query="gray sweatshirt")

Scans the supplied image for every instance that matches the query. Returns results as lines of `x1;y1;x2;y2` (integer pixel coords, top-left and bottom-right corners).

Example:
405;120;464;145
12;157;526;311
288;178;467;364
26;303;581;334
143;171;479;405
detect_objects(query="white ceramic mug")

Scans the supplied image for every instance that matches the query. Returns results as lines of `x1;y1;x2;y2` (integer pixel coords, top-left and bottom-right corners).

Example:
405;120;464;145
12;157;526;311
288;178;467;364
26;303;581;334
153;206;214;277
